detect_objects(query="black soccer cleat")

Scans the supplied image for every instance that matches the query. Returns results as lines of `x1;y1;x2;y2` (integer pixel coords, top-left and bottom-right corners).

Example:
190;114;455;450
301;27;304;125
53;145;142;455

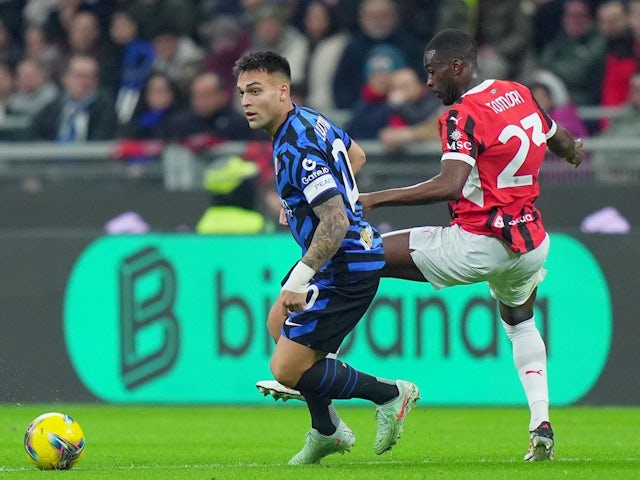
524;421;555;461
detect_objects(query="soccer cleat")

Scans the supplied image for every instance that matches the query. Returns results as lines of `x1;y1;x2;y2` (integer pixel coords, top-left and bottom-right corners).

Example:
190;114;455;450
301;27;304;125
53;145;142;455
373;380;420;455
288;420;355;465
256;380;305;402
524;421;555;461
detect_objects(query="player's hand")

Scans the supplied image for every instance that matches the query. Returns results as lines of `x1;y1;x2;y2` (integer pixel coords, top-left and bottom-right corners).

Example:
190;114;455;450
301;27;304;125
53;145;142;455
279;289;308;314
279;207;289;226
567;138;584;168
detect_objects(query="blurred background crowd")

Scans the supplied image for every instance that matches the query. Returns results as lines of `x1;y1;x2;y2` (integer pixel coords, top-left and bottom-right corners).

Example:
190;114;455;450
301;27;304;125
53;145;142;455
0;0;639;231
0;0;638;146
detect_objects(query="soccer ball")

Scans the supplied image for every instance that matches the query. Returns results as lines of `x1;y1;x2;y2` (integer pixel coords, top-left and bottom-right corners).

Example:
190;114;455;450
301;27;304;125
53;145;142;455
24;412;85;470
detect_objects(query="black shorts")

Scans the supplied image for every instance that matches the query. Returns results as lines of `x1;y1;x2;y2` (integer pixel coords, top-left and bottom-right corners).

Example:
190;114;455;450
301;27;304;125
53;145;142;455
281;270;381;353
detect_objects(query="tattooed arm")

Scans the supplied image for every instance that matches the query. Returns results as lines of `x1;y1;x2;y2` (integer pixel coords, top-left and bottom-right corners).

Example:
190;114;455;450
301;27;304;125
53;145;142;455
303;195;349;270
280;194;349;313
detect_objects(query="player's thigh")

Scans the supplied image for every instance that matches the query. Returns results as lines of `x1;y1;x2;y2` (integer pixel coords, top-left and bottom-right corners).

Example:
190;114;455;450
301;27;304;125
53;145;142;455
267;296;286;342
408;225;501;288
381;229;427;281
489;234;549;308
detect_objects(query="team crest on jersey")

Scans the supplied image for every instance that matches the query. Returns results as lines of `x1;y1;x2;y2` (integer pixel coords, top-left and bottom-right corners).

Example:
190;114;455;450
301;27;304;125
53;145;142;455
359;225;374;250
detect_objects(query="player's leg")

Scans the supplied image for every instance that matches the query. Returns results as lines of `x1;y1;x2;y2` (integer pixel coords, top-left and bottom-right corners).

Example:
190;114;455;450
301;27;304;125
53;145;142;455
492;236;553;461
270;337;355;464
272;275;419;462
256;297;310;402
380;229;429;281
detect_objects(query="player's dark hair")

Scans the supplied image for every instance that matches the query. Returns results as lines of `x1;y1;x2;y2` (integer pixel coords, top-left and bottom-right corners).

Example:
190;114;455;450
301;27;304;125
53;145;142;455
424;29;478;65
233;51;291;80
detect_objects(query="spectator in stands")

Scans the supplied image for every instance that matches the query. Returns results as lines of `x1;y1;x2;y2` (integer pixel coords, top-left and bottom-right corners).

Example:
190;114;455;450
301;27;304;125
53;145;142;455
597;0;637;130
164;72;260;149
29;54;117;142
107;9;155;125
529;69;590;141
592;71;640;181
151;24;204;95
332;0;422;109
396;0;476;43
539;0;606;107
378;67;442;150
118;72;182;140
529;69;590;179
23;0;61;29
299;1;349;111
127;0;198;40
21;24;63;80
200;15;251;97
61;10;119;96
532;0;564;53
7;57;59;119
292;0;360;33
248;3;308;92
0;62;14;122
0;17;21;67
345;44;405;140
475;0;537;81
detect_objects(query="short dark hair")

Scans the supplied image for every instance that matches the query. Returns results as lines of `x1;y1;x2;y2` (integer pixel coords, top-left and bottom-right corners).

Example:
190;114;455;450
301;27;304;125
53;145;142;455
424;29;478;65
233;51;291;80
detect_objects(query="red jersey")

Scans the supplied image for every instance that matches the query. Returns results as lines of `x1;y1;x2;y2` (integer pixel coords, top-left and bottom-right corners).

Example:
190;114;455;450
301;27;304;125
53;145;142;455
438;79;556;253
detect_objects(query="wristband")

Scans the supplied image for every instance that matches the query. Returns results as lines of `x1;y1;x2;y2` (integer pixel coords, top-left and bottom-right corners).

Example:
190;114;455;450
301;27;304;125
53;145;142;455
282;261;315;293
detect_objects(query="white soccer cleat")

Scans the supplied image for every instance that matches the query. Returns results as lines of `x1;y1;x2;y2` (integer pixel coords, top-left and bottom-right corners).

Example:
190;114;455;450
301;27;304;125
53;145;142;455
288;420;355;465
373;380;420;455
256;380;305;402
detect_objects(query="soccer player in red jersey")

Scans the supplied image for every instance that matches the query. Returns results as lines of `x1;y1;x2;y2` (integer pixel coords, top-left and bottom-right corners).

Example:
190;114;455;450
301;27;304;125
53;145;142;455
359;29;584;462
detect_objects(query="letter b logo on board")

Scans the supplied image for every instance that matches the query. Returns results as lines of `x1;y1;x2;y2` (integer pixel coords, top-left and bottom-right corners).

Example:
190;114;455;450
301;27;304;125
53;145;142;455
120;247;179;390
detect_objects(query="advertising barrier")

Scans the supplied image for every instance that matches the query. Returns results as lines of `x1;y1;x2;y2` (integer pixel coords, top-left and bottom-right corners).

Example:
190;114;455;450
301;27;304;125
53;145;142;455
62;233;610;405
0;230;634;405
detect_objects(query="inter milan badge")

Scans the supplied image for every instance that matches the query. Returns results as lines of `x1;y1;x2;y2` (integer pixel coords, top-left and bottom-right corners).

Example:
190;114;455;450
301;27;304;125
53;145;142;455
359;225;374;250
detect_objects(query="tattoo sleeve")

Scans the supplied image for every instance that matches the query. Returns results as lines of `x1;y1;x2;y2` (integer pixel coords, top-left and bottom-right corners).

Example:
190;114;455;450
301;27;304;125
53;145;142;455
301;195;349;271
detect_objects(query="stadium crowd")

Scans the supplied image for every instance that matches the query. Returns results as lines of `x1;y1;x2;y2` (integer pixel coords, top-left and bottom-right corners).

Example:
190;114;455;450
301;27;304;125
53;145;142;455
0;0;638;160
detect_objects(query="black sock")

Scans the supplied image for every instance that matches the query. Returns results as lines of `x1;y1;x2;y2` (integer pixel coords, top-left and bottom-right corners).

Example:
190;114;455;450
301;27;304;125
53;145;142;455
294;358;398;405
306;397;339;436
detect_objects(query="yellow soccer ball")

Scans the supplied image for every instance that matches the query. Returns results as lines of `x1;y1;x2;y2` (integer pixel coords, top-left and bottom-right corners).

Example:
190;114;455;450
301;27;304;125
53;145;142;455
24;412;85;470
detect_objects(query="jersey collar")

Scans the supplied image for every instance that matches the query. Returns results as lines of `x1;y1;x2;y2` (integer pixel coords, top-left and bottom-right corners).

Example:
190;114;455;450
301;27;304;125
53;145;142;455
273;103;299;145
462;79;495;97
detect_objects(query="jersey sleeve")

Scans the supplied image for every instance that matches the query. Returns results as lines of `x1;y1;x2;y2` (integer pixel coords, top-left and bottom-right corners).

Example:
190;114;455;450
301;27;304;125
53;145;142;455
291;147;340;207
439;108;479;166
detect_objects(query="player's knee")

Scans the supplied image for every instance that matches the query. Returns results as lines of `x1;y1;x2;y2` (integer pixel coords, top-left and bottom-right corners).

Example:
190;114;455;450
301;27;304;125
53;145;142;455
269;357;299;388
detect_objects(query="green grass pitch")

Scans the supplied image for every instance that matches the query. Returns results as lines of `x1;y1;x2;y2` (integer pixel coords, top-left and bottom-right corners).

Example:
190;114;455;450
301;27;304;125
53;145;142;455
1;404;639;479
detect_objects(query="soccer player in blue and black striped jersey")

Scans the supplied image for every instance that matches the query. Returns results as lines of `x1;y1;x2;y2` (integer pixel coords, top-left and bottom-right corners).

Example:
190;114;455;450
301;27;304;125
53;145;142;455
234;51;419;465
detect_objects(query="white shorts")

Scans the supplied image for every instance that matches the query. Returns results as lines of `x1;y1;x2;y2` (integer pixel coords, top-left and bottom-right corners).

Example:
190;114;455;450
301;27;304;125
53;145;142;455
408;224;549;307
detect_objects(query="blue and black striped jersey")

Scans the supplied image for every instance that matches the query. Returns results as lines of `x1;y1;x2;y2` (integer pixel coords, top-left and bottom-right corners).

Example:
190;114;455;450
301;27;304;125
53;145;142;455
273;104;384;278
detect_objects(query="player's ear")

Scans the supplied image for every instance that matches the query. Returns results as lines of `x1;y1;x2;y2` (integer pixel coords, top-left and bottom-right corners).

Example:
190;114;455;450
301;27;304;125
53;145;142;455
451;58;464;75
279;82;290;102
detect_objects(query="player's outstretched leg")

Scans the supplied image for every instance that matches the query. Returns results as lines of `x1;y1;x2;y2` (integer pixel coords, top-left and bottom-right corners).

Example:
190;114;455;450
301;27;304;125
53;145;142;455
524;421;555;461
373;380;420;455
288;420;355;465
256;380;305;402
